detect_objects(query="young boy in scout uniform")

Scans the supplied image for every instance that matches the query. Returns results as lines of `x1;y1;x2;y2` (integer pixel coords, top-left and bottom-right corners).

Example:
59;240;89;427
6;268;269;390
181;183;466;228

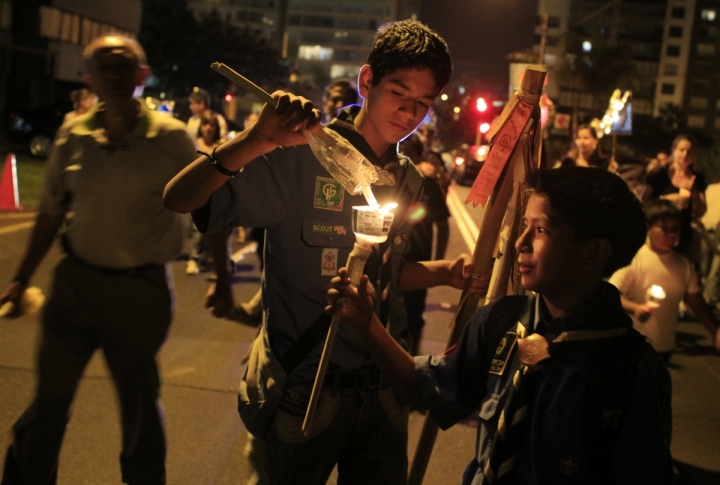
164;20;477;485
331;167;675;484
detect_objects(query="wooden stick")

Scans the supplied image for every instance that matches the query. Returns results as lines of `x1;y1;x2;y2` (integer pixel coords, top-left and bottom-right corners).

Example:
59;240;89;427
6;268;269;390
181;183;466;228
407;66;546;485
302;243;372;435
211;62;276;106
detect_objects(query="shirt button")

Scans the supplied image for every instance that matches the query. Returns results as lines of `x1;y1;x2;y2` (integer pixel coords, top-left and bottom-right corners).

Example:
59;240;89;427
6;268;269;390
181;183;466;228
394;236;402;245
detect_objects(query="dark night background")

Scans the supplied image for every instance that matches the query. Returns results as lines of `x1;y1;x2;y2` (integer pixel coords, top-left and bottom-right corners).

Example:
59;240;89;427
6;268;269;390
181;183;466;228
420;0;538;93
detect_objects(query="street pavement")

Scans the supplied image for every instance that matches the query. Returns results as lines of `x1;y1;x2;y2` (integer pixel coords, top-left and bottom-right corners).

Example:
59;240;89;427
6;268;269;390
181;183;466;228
0;184;719;484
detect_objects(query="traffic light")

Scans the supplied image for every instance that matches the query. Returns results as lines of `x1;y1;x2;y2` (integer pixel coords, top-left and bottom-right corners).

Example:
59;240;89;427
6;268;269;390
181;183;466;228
476;97;487;112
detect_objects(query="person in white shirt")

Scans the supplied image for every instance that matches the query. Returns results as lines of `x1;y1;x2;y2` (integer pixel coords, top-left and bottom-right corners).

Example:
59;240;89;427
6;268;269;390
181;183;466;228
610;199;720;364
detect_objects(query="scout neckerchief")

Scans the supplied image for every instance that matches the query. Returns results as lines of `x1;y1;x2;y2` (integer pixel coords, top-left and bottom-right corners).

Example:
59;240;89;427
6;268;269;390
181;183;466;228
482;293;629;484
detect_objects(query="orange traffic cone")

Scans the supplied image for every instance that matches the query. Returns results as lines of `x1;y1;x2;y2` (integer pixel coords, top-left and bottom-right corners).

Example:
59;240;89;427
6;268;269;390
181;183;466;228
0;153;21;211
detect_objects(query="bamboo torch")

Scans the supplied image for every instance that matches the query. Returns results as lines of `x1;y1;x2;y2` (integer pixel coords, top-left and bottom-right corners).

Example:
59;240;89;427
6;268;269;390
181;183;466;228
407;66;546;485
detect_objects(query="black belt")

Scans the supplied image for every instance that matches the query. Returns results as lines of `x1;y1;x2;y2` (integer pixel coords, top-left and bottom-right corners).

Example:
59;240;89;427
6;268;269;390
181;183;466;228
69;255;164;277
323;372;388;391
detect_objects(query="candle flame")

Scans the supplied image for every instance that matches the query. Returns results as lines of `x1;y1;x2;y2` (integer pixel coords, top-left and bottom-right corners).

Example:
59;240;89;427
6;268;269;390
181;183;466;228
380;202;398;214
649;285;666;300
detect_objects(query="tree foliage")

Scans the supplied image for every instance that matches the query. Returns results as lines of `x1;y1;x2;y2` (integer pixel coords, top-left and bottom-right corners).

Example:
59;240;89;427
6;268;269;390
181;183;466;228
139;2;287;104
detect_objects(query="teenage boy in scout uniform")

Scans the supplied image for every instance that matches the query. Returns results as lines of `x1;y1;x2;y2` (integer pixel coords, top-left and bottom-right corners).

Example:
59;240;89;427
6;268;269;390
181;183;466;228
331;167;674;484
165;20;476;484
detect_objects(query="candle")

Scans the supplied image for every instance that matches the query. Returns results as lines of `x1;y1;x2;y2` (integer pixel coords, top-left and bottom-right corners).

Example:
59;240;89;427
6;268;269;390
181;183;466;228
645;285;666;310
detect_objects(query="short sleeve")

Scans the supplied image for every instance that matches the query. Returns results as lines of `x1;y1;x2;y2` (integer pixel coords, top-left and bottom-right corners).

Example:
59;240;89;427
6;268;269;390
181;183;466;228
685;259;701;294
38;126;73;216
192;148;294;233
608;265;633;296
414;304;493;430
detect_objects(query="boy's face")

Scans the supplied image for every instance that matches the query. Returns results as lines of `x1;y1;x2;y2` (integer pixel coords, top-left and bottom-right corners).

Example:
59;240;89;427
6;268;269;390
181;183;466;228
647;216;681;254
189;99;206;116
515;194;589;298
323;86;352;121
358;66;440;147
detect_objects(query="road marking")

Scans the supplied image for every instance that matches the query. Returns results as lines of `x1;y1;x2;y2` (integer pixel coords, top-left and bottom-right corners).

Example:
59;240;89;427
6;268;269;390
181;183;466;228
0;221;33;235
0;212;37;219
447;185;480;253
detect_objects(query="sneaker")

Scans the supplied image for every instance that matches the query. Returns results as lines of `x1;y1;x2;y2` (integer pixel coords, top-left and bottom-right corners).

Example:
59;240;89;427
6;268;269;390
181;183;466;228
186;259;200;275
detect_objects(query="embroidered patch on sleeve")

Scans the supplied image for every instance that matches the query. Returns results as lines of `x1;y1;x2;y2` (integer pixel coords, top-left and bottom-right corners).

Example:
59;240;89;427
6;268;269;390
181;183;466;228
314;177;345;211
488;332;519;375
321;248;339;276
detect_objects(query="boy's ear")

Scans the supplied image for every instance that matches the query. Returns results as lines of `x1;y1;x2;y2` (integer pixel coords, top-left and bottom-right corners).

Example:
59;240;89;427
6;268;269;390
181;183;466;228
358;64;373;99
581;238;612;273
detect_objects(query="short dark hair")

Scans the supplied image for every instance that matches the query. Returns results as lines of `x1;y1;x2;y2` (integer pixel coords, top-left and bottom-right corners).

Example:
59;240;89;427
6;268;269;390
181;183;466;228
366;20;452;90
643;199;682;227
527;167;646;277
189;87;211;108
198;110;221;143
324;79;358;105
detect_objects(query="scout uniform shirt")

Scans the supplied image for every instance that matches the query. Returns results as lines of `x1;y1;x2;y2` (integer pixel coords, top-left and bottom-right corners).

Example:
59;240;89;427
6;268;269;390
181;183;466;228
415;283;674;485
193;106;420;383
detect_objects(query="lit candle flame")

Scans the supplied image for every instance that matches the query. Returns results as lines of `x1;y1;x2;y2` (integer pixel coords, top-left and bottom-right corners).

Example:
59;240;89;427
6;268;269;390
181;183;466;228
380;202;398;214
649;285;666;300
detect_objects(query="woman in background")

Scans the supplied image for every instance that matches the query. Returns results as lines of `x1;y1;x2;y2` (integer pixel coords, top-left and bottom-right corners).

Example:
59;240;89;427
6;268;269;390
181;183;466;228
646;134;707;259
558;124;609;170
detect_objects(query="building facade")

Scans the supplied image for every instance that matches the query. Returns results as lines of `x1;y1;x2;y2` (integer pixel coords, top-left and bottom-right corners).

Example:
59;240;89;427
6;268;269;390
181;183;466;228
535;0;668;120
0;0;141;114
187;0;421;85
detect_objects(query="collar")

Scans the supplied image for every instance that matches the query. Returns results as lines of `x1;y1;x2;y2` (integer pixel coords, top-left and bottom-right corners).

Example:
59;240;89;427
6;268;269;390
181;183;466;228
329;105;400;170
70;100;154;145
520;282;632;339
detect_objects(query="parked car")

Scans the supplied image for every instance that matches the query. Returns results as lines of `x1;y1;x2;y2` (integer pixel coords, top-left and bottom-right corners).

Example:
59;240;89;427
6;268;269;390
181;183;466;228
450;144;489;186
5;101;72;159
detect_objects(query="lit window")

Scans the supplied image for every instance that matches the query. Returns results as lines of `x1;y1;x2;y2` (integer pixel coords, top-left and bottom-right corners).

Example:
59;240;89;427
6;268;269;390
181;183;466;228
702;9;716;21
298;45;333;61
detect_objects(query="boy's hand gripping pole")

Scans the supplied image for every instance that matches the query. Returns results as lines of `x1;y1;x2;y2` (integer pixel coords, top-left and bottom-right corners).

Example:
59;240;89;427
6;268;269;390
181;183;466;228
302;242;372;436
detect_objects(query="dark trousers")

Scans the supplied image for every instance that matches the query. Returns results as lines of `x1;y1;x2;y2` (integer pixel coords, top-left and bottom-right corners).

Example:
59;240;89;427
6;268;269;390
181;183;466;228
264;382;409;485
403;289;428;356
1;257;172;485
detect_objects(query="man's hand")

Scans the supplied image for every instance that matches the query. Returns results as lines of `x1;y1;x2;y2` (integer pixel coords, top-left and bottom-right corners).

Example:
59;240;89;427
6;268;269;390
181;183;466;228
205;282;235;318
0;281;27;319
633;302;654;323
249;91;322;149
448;254;473;290
326;268;375;331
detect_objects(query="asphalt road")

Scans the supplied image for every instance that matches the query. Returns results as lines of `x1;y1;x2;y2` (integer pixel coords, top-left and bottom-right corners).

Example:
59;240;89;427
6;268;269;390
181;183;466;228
0;184;719;484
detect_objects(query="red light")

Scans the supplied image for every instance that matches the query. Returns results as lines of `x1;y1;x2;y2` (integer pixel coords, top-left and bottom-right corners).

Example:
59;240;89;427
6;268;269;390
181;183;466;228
479;123;490;133
476;97;487;112
224;94;233;103
455;156;465;166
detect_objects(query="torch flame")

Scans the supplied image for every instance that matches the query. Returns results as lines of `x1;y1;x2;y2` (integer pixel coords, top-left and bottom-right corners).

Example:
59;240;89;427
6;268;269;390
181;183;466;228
649;285;666;300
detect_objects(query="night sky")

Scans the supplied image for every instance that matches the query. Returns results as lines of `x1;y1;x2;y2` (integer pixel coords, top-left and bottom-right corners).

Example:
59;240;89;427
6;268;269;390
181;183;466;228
419;0;538;94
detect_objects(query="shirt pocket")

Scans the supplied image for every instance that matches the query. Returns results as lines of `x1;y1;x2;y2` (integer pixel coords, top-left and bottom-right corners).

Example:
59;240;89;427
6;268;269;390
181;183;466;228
301;219;355;282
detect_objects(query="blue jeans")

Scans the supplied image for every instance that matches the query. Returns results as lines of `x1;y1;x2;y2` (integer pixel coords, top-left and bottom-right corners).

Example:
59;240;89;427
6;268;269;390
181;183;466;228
264;381;409;485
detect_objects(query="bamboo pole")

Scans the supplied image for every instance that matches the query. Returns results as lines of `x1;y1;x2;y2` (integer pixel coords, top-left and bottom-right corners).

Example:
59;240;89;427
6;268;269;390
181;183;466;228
407;66;546;485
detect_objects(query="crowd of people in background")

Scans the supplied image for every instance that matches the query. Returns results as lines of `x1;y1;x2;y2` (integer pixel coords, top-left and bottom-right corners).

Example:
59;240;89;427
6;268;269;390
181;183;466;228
552;125;720;362
2;19;720;485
